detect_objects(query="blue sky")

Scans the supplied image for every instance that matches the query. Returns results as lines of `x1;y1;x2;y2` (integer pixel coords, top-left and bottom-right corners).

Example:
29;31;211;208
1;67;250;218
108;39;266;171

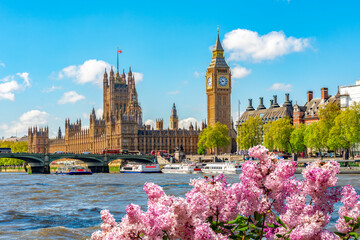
1;0;360;138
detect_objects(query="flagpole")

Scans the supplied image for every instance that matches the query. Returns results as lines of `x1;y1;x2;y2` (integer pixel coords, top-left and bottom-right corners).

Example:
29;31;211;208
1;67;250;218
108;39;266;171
117;47;119;72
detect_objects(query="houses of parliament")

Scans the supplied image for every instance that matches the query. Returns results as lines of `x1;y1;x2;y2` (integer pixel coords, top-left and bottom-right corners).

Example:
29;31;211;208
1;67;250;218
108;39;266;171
28;31;236;154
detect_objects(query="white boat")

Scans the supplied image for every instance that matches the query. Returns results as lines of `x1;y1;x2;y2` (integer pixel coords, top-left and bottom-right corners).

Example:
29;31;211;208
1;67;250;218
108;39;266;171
120;164;161;173
201;162;241;174
161;164;202;174
55;165;92;175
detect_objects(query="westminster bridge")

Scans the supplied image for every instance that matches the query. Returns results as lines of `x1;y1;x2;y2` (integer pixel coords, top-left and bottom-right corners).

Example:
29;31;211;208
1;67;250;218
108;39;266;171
0;153;155;173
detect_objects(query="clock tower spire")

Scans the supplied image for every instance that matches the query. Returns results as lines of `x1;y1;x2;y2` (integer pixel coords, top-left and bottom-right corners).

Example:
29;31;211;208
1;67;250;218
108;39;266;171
206;28;231;131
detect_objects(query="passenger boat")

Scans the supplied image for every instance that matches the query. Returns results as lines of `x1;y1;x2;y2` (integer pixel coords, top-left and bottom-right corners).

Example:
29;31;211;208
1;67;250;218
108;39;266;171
201;162;241;174
161;164;202;174
55;165;92;175
120;164;161;173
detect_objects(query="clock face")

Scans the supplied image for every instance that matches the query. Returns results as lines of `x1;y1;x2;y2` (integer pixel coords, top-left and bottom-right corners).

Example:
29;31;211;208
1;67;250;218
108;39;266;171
218;76;228;87
207;77;212;87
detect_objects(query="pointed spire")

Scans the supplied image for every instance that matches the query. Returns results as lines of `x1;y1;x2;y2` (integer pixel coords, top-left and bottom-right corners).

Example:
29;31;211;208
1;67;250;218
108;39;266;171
171;103;178;118
213;26;224;52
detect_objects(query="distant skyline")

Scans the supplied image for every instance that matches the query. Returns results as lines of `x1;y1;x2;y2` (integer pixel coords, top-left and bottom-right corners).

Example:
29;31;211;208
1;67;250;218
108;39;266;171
1;0;360;138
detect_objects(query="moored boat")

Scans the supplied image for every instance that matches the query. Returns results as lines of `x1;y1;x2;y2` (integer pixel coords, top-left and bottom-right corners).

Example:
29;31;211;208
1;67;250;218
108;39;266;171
120;164;161;173
201;162;241;174
161;163;202;174
55;165;92;175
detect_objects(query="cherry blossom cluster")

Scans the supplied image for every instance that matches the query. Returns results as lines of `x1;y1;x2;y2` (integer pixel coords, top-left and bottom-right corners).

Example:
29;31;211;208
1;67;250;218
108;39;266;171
91;145;360;240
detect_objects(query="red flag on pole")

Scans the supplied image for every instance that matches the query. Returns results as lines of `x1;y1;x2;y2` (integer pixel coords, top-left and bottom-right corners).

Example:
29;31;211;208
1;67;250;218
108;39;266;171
118;50;122;53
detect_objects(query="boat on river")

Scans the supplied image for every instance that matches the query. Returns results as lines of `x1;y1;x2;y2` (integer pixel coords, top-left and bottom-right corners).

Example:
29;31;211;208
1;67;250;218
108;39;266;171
120;164;161;173
55;165;92;175
201;162;241;174
161;163;202;174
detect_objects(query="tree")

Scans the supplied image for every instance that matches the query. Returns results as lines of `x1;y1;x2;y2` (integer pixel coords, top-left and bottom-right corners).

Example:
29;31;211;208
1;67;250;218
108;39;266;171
0;141;27;165
328;103;360;157
290;123;306;154
197;122;230;154
304;121;330;158
263;117;294;152
236;116;263;150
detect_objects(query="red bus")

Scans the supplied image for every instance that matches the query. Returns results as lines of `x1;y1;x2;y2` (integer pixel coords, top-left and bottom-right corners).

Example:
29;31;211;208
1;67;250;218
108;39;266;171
102;149;120;154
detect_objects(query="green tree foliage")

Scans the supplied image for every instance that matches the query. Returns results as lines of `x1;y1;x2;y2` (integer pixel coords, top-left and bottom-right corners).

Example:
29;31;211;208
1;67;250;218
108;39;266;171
236;116;263;150
263;117;294;152
328;103;360;154
0;141;27;165
304;121;330;158
197;122;230;154
290;123;306;154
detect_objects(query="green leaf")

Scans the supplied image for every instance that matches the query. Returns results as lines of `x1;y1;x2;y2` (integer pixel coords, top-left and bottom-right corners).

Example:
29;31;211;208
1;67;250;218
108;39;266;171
276;216;287;229
344;216;354;223
237;226;249;231
254;211;262;221
276;234;284;238
349;232;360;239
334;232;346;237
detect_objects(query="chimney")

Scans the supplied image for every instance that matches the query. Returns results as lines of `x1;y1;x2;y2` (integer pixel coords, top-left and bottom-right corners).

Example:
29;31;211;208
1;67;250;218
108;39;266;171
269;99;274;109
272;95;280;108
246;99;255;111
307;91;313;102
283;93;292;107
257;97;266;110
321;88;328;100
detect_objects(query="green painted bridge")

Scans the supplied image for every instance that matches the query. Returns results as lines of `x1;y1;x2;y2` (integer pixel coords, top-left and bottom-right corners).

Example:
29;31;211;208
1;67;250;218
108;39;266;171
0;153;155;173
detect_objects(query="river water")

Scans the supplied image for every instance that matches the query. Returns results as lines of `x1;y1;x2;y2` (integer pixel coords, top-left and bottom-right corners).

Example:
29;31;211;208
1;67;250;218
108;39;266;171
0;173;359;240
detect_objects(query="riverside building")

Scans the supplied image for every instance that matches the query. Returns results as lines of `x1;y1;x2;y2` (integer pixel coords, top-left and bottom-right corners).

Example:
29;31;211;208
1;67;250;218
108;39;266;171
28;67;201;154
28;31;238;154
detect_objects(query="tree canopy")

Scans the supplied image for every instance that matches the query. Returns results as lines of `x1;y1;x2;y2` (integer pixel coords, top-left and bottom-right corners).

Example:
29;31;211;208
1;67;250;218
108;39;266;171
237;116;263;150
263;117;294;152
197;122;230;154
0;141;28;165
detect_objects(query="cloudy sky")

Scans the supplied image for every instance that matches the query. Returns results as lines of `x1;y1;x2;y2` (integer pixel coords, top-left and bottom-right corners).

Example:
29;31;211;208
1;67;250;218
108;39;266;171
1;0;360;138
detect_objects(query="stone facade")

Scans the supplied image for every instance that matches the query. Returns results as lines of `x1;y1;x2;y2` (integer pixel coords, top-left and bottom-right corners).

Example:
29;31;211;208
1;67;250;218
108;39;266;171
236;87;340;127
340;81;360;109
238;94;293;125
205;30;237;153
293;87;340;126
29;67;200;154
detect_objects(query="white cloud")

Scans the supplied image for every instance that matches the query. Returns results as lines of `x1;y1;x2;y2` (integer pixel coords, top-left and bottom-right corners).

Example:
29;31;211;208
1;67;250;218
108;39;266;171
179;117;200;129
0;110;49;137
0;73;31;101
82;113;90;120
42;85;62;93
144;119;155;129
96;108;103;118
223;29;310;62
58;91;85;104
167;90;180;95
133;72;143;84
194;72;201;78
58;59;144;86
0;62;5;68
268;83;293;92
58;59;111;86
231;65;252;79
17;72;31;87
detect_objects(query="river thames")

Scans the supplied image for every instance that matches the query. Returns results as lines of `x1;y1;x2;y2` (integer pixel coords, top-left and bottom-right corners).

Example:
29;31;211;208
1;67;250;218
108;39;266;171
0;173;359;239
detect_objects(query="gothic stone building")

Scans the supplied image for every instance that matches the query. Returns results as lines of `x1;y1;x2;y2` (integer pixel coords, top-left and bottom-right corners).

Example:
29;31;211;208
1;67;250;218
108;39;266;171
206;30;237;153
237;87;340;127
28;67;200;154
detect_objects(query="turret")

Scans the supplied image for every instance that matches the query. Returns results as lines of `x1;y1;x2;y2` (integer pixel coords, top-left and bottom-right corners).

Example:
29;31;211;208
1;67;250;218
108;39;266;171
170;103;179;130
103;68;108;87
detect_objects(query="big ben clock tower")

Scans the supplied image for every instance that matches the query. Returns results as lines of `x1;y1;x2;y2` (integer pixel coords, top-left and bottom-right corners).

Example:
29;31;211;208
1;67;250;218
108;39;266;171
206;29;232;131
